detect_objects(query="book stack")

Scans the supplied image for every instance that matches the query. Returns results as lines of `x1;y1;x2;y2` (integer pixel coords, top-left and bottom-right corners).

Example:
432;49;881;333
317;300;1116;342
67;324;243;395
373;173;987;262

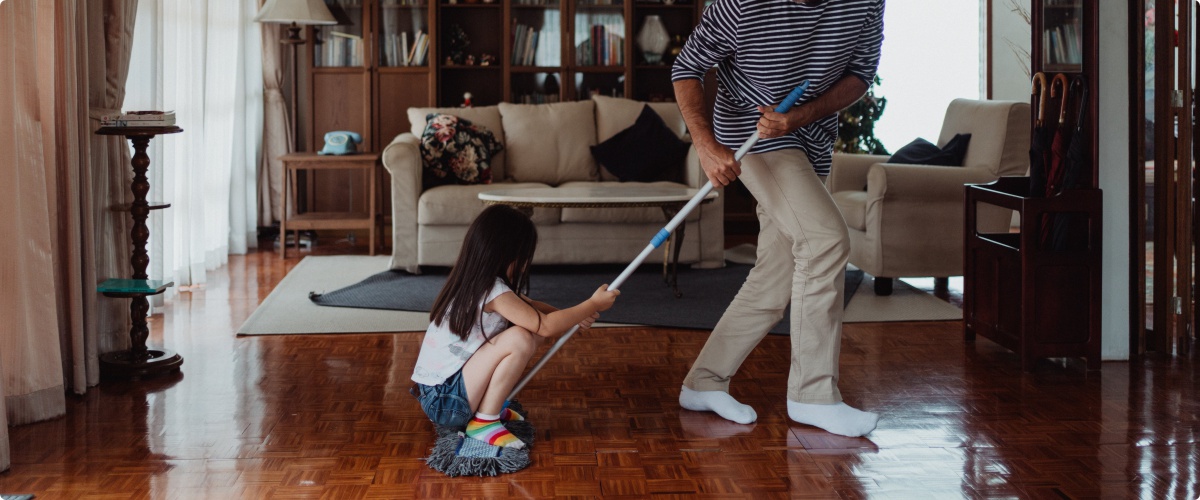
511;24;539;66
382;31;428;67
100;111;176;128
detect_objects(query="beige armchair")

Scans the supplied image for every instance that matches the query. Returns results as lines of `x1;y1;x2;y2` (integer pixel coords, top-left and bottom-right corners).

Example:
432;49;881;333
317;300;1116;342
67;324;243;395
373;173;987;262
828;98;1031;295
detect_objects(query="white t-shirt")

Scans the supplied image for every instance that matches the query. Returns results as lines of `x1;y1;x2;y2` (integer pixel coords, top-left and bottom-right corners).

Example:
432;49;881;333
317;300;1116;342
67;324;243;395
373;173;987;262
411;278;513;386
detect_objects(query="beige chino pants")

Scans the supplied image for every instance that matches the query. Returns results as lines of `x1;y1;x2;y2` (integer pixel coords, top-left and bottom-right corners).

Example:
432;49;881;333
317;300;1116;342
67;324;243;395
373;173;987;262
683;148;849;404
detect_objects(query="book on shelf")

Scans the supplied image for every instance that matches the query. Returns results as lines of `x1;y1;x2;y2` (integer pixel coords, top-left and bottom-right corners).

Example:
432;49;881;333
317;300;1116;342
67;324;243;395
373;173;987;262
323;31;364;67
101;111;176;127
380;30;427;66
512;25;538;66
407;31;427;66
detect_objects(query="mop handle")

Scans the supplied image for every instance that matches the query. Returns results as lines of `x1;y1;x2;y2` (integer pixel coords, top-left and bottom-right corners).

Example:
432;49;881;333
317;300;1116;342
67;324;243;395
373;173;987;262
506;82;809;401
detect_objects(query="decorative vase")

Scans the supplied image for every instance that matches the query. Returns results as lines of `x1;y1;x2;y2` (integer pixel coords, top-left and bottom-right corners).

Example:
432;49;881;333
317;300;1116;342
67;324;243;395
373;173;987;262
637;15;670;65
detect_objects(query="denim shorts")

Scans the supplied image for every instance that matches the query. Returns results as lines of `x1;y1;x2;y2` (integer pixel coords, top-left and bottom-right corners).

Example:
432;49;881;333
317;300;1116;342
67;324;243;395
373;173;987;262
415;369;472;429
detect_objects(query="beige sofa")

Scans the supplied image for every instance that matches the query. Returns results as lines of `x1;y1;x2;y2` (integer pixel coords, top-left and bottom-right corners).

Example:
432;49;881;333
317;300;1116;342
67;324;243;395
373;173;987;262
827;98;1031;294
381;96;725;273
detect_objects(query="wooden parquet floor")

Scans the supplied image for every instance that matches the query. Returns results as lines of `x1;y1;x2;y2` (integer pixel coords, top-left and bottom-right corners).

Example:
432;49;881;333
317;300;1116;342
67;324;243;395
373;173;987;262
1;240;1197;499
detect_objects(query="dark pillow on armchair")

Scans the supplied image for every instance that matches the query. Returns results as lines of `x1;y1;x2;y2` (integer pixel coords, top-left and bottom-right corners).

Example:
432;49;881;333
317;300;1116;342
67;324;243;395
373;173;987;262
590;105;690;182
888;133;972;166
419;113;504;188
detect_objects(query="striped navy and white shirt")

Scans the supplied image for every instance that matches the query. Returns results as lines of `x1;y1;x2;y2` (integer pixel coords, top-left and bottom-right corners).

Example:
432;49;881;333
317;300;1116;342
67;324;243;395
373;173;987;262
672;0;884;175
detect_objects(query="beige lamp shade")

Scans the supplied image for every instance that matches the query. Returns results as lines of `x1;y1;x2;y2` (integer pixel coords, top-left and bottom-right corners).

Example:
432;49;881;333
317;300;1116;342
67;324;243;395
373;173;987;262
254;0;337;25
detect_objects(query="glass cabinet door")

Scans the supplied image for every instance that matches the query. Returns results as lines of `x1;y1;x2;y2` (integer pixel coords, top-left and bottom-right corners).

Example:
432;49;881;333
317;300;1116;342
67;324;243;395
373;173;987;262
379;0;430;67
1040;0;1082;72
315;0;366;67
573;0;625;67
572;0;625;99
511;0;564;102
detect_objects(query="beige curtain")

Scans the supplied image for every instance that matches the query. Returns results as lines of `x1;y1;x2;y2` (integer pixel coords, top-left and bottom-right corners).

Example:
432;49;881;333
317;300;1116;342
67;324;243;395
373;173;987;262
86;0;140;365
0;0;139;472
258;10;294;227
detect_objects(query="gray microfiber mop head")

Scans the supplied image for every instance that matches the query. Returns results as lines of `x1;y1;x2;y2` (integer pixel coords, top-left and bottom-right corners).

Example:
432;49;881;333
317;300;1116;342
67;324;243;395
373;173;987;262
424;401;536;477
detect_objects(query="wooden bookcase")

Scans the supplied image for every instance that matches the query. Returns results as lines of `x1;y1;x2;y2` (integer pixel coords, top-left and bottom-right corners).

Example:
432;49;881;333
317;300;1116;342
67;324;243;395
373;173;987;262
301;0;706;229
963;0;1101;370
434;0;704;107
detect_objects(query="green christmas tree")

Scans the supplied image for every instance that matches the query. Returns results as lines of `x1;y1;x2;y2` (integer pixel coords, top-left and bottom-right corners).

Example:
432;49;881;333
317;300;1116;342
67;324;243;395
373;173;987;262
835;75;889;155
445;24;470;65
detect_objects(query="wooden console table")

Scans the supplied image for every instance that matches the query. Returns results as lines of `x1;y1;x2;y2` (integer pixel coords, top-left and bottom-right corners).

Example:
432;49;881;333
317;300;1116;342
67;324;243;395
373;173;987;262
279;152;380;257
95;126;185;379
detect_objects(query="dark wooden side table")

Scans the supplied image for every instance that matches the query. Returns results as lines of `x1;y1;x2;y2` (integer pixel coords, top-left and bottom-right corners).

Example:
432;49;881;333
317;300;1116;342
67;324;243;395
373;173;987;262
95;126;185;379
279;152;380;257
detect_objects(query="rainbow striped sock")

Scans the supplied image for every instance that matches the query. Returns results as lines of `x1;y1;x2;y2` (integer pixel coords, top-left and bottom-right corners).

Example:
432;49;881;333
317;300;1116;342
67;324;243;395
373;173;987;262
465;415;525;449
499;407;524;422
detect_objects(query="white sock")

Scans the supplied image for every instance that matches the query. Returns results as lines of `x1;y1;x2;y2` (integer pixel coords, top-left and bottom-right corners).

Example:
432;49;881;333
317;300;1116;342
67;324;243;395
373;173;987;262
787;400;878;437
679;386;757;424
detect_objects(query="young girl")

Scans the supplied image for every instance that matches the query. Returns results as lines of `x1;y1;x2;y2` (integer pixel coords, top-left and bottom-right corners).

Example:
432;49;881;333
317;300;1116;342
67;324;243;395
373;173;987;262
411;204;619;448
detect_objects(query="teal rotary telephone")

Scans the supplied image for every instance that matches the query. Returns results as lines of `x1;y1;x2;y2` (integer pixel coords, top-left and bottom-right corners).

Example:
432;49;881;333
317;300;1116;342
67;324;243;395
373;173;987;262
319;131;362;155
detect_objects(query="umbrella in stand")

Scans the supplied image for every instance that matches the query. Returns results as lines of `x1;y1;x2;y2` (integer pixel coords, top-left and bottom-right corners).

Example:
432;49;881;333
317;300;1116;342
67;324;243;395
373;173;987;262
1060;75;1090;191
1045;73;1072;196
1048;75;1091;252
1040;73;1071;246
1028;72;1050;198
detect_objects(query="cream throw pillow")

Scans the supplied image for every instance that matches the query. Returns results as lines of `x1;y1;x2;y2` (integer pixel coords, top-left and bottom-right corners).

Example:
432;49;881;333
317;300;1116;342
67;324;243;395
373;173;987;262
498;100;599;185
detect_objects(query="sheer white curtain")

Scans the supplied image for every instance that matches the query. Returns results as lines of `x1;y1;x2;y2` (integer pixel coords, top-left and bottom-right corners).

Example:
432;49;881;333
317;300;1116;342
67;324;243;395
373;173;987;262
126;0;262;296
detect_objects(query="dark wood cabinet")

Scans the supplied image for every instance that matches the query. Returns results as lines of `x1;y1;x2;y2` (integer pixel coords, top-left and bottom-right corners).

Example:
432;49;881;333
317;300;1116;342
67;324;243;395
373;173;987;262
963;0;1101;370
964;178;1101;370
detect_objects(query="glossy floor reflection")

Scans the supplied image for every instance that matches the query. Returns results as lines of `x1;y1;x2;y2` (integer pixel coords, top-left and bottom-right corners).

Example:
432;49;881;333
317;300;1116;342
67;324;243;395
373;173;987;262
0;243;1197;499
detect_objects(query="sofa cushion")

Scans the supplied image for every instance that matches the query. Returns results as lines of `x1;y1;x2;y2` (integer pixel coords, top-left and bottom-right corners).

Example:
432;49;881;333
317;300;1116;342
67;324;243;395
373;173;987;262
419;113;503;187
593;95;686;141
889;133;972;167
409;105;506;180
590;105;690;183
498;101;598;185
557;181;700;224
831;190;869;231
593;95;687;182
418;182;559;226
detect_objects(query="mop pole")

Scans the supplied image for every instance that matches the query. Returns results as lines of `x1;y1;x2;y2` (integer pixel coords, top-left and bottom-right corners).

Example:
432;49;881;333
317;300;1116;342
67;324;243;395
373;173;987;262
506;81;810;401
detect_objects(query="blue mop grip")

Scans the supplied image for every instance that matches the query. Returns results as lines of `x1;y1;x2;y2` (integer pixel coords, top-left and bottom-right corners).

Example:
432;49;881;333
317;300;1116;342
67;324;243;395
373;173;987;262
774;81;809;113
650;229;671;248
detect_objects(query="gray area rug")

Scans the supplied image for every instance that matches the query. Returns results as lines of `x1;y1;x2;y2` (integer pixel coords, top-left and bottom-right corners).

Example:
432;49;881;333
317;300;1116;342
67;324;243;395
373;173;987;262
310;263;863;335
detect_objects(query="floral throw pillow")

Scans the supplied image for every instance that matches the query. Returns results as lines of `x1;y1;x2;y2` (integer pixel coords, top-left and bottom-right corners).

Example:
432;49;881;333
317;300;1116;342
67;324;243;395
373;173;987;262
419;113;504;187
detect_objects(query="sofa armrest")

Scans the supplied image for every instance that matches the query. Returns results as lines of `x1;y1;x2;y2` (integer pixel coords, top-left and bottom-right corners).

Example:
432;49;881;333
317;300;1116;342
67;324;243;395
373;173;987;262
381;133;423;273
680;138;725;268
867;163;1000;201
829;153;890;193
683;143;706;189
859;164;1003;278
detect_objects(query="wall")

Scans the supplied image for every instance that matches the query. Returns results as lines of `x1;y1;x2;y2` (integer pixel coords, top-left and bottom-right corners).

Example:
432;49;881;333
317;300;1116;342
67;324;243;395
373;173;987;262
1097;3;1131;360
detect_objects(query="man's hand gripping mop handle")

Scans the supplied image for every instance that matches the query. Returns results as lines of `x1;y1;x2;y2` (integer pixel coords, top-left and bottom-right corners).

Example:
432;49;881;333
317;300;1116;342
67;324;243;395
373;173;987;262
505;81;809;401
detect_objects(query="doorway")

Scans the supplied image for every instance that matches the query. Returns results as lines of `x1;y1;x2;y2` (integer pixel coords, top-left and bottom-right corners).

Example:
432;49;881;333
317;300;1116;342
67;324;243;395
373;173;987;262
1137;0;1197;357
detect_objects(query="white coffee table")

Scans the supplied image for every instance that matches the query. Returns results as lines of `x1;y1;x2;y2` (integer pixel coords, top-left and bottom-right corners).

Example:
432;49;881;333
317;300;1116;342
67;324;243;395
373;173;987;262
479;185;719;297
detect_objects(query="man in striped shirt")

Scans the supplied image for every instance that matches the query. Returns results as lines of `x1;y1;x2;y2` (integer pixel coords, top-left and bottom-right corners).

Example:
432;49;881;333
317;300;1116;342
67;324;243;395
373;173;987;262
672;0;884;437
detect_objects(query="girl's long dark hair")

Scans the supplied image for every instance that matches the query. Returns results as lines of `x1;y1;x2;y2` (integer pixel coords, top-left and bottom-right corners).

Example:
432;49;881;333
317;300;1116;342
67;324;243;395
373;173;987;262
430;204;538;340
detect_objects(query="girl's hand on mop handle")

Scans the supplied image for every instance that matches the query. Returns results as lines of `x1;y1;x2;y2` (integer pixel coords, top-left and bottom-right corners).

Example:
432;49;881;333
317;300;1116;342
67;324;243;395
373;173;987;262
589;284;620;313
578;312;601;331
